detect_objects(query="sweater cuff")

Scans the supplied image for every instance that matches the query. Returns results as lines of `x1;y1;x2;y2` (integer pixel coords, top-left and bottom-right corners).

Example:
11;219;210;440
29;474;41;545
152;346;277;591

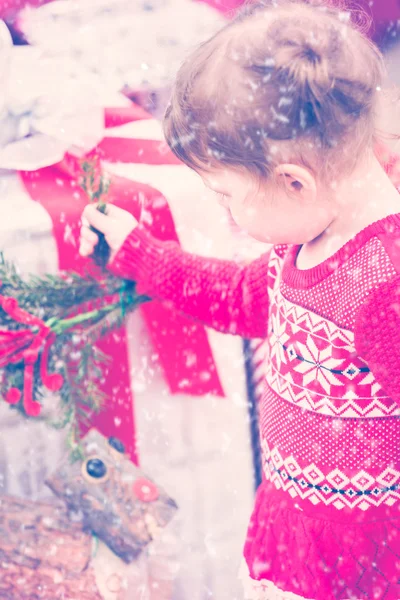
108;225;171;291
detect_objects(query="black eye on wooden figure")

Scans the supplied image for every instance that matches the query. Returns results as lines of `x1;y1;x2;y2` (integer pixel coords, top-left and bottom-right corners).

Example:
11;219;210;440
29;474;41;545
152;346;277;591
81;457;109;483
108;437;125;454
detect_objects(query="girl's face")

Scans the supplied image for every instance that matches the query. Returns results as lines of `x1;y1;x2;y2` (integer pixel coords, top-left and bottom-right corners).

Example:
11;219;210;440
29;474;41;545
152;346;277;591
200;167;335;246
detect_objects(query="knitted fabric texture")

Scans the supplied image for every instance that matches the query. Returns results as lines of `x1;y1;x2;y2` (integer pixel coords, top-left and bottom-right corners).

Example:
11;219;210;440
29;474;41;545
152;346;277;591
355;274;400;404
110;225;272;339
111;213;400;600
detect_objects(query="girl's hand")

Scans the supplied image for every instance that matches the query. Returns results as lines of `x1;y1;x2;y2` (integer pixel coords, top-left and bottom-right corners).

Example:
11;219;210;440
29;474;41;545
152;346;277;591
79;204;138;263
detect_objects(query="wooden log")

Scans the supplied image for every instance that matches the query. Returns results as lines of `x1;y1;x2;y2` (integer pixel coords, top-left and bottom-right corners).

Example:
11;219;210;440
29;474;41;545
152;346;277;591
0;562;101;600
0;431;179;598
46;430;178;564
0;495;102;600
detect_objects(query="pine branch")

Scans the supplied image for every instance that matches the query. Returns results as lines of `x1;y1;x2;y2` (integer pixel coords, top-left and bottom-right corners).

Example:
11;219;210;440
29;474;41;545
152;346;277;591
0;254;122;313
0;231;152;448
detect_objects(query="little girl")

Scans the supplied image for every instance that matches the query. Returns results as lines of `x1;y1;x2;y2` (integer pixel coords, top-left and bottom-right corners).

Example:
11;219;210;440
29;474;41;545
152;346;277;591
80;1;400;598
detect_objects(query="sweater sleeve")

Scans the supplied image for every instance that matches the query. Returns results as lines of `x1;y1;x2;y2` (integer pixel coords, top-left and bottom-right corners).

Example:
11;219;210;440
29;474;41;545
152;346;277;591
109;226;271;339
354;275;400;403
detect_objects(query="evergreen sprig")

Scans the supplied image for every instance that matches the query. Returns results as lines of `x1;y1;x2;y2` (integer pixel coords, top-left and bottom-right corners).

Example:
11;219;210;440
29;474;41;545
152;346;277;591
0;159;150;457
0;257;150;444
80;160;111;268
0;254;121;314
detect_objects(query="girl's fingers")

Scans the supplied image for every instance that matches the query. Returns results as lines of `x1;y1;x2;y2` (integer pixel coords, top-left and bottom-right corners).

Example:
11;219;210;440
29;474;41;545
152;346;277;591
103;204;131;219
82;203;138;232
79;240;94;257
80;225;99;245
80;204;138;259
82;204;111;234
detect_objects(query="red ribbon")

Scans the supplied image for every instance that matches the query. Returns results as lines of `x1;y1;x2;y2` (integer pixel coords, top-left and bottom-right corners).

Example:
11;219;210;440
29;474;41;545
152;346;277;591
97;137;182;165
20;102;224;464
0;294;63;416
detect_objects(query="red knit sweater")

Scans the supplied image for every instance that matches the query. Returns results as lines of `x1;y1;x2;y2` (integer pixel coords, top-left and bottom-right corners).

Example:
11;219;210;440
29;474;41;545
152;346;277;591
111;213;400;600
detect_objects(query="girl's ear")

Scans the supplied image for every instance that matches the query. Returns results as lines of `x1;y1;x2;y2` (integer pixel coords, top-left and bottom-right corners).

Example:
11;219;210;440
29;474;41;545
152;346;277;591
274;163;317;204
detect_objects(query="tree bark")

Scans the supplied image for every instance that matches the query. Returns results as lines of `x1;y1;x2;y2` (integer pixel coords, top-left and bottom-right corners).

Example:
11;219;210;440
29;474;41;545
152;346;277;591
0;495;102;600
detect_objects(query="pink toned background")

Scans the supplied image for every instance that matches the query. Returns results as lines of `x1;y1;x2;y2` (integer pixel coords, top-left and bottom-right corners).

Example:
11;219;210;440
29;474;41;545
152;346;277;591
2;0;400;44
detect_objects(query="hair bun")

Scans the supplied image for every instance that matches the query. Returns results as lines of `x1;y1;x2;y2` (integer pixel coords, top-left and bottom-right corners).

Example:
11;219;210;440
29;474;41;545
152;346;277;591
273;24;332;93
268;18;343;136
301;44;323;65
164;0;384;181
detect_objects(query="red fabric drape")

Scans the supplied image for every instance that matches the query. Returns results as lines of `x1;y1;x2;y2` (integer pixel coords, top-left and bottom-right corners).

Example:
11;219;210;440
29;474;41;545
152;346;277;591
20;104;224;463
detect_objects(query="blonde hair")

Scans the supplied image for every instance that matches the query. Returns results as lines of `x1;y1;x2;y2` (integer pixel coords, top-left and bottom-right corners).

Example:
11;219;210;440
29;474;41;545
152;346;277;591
164;0;384;181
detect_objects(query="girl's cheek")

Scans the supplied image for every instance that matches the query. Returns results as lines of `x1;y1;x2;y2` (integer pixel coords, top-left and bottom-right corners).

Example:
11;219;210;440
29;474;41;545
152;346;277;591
243;205;258;221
